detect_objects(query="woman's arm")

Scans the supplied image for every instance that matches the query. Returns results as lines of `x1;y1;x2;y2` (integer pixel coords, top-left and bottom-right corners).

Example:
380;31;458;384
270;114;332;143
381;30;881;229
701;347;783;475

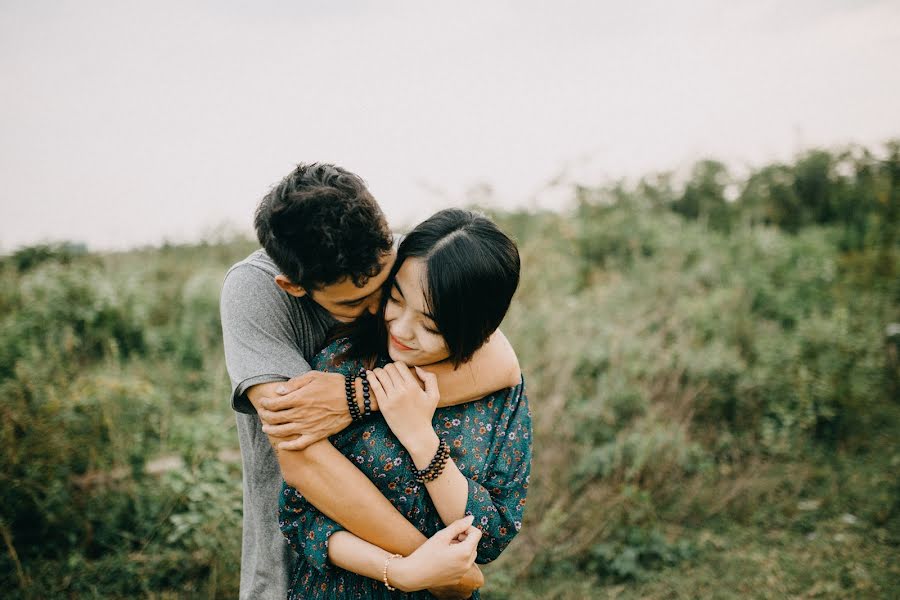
327;518;482;592
369;365;532;563
281;480;483;593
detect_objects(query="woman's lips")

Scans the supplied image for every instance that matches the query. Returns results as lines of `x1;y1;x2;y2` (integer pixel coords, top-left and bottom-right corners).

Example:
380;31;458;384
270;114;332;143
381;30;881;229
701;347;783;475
390;334;414;352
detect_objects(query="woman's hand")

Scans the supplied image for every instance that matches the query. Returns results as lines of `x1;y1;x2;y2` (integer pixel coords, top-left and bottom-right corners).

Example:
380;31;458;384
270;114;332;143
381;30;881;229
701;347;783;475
367;363;440;458
389;515;483;593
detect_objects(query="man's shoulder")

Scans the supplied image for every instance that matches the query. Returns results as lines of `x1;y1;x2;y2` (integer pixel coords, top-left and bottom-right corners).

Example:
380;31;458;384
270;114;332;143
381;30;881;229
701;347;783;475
225;249;280;281
221;250;287;311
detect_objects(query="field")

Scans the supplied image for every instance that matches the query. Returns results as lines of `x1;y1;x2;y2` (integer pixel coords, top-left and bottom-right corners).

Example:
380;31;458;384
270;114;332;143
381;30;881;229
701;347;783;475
1;143;898;598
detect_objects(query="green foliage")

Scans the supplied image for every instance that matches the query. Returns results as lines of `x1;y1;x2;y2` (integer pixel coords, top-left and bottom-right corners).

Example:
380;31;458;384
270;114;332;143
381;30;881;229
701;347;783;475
2;241;88;273
1;144;898;598
587;527;695;582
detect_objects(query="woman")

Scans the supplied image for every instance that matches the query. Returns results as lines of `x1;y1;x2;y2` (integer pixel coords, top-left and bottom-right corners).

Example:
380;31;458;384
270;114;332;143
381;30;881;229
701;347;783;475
279;209;531;598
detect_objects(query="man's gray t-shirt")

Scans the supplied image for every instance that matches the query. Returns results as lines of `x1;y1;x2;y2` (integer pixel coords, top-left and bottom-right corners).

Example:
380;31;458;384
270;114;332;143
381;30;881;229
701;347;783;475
220;249;335;600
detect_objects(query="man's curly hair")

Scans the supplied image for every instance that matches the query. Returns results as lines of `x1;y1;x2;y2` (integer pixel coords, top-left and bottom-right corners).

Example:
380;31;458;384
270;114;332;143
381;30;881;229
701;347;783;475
254;163;393;290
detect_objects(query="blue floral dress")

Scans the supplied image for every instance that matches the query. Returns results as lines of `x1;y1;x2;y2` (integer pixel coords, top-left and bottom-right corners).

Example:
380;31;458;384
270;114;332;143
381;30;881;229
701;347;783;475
279;339;532;599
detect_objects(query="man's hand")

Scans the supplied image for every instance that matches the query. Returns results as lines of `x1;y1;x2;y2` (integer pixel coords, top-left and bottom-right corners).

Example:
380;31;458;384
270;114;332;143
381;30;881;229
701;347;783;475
428;564;485;599
257;371;352;450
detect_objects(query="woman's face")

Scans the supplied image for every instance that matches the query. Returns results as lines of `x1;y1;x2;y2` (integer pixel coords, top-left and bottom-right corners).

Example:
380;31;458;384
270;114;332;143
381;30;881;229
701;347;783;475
384;257;450;366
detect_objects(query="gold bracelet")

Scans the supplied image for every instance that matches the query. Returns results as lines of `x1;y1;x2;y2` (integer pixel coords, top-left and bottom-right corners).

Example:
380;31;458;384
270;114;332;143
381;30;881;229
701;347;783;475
383;553;402;591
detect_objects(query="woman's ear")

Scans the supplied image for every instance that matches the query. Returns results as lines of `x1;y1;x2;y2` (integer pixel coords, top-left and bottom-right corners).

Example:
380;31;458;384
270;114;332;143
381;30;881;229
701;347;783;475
274;274;307;298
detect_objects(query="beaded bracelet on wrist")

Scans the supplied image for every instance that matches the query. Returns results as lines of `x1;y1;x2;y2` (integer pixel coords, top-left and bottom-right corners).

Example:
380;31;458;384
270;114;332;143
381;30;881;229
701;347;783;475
345;374;362;422
359;369;372;418
414;438;451;484
382;553;402;591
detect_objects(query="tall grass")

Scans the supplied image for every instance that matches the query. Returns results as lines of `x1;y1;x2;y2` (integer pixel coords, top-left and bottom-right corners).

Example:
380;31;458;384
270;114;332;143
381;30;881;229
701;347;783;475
1;143;898;598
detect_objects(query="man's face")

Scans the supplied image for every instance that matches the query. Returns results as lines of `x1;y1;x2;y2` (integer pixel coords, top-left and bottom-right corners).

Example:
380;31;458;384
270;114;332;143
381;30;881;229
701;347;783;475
298;250;396;323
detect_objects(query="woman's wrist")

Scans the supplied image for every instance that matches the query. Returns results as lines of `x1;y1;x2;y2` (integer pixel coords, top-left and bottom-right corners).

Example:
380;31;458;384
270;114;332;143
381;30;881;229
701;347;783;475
404;429;441;470
385;555;418;592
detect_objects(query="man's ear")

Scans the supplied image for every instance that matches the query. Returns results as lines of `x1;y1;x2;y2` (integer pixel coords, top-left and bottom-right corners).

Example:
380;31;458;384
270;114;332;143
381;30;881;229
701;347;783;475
275;275;307;298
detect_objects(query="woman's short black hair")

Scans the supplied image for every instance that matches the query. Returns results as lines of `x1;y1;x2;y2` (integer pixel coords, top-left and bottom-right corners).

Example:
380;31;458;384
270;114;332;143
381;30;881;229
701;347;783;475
254;163;393;290
342;208;520;367
398;209;520;365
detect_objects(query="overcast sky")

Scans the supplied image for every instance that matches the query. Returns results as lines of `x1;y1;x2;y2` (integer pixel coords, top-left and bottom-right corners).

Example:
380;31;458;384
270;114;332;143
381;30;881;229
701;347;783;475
2;0;899;251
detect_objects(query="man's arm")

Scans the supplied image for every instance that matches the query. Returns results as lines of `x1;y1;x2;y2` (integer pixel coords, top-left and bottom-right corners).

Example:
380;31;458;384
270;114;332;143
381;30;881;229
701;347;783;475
424;330;521;407
248;381;425;554
248;381;483;597
259;331;520;449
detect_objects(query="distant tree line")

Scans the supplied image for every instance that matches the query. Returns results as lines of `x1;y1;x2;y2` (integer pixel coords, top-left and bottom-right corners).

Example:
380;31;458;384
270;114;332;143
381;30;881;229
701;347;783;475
576;140;899;254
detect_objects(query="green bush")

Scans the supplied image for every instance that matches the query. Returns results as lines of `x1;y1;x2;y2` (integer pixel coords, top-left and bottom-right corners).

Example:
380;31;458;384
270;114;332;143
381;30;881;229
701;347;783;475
2;143;898;597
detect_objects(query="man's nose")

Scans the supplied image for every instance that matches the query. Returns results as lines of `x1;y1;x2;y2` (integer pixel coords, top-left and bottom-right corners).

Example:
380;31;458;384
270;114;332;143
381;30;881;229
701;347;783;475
365;294;380;315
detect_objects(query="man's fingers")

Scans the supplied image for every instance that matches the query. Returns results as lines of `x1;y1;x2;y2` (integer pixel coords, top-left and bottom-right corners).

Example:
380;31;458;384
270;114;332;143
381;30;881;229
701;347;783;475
261;421;302;437
277;435;315;451
258;409;291;425
260;392;304;412
262;373;320;410
280;371;317;393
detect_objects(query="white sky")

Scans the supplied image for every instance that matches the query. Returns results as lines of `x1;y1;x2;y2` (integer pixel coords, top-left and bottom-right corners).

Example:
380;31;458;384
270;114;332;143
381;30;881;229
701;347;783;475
2;0;899;251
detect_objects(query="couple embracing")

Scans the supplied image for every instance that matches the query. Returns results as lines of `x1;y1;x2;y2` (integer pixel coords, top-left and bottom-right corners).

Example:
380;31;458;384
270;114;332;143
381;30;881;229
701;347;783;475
221;164;532;599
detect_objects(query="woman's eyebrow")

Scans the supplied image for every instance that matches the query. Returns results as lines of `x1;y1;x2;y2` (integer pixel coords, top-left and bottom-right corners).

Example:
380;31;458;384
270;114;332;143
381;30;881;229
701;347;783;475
394;281;437;320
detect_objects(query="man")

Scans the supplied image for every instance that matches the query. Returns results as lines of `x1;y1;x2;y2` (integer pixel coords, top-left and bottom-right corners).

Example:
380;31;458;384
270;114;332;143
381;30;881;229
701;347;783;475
220;163;521;599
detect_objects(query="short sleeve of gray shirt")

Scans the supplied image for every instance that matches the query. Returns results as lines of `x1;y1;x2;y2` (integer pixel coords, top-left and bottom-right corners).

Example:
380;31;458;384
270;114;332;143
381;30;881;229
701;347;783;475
220;250;333;600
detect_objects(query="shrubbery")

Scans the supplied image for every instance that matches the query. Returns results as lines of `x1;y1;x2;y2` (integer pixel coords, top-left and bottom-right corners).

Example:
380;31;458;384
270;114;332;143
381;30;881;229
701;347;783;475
1;143;897;598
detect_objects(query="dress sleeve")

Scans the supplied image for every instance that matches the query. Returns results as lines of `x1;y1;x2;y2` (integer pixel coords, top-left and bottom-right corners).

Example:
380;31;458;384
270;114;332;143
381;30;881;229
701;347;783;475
462;380;532;563
278;481;345;572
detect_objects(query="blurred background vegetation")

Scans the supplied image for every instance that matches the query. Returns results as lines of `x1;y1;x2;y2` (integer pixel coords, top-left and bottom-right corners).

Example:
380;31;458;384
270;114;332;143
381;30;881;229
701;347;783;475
1;142;898;599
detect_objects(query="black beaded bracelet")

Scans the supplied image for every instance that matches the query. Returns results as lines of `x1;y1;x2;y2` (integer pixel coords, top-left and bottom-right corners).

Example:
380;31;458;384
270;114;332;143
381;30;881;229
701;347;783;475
345;374;361;422
359;369;372;418
415;438;451;484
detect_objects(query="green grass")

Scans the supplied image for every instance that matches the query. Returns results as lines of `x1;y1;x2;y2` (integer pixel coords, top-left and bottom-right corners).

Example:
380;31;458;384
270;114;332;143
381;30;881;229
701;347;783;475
481;446;899;599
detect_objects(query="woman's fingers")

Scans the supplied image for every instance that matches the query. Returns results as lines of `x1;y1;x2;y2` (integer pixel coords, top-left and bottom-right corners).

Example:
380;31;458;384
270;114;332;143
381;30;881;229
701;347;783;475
437;515;475;542
372;367;395;394
383;363;404;388
366;370;388;406
394;362;418;386
414;366;440;404
457;525;482;555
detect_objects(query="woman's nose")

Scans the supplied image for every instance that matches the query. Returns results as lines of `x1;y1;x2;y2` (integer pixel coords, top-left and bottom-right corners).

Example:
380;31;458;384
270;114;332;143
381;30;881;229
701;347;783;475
391;313;414;340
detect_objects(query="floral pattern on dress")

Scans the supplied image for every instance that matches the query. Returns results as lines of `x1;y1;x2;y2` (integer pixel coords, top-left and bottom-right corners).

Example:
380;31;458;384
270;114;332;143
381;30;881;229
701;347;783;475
278;339;532;600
